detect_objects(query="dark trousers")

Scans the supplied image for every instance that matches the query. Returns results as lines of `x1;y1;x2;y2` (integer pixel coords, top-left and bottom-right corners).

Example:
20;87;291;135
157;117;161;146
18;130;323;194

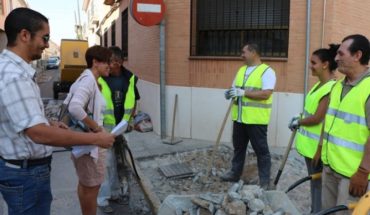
231;122;271;185
304;157;323;213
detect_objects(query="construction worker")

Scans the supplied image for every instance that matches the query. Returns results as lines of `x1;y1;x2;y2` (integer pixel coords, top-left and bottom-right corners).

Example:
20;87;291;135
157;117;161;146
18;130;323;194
288;44;339;213
97;46;140;213
313;34;370;215
221;43;276;189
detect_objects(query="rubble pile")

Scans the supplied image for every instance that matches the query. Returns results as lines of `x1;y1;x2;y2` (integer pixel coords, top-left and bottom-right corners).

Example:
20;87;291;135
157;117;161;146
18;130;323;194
139;146;311;214
43;99;63;119
184;182;291;215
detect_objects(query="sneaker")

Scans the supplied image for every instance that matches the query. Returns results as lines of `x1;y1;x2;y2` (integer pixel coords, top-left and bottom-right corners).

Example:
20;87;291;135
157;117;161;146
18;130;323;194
114;195;129;205
99;205;114;213
220;171;240;182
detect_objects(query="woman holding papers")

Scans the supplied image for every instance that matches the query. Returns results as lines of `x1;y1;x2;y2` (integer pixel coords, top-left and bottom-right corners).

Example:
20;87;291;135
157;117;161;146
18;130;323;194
65;45;112;215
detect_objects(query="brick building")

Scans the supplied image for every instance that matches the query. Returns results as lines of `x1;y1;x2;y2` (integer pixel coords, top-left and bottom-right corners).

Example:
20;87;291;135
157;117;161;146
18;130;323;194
0;0;28;52
83;0;370;146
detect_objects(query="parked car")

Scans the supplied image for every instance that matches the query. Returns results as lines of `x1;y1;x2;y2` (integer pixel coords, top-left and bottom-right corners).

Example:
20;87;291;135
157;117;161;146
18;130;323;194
46;56;60;69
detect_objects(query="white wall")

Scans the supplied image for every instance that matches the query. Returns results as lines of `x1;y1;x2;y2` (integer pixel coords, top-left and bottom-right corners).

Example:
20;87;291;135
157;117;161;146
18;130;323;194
137;80;304;147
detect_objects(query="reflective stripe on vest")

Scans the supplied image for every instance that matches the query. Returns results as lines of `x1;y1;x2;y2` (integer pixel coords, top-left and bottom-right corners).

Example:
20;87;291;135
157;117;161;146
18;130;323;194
98;75;136;130
295;80;335;158
326;108;367;126
321;76;370;179
123;76;136;121
231;64;273;124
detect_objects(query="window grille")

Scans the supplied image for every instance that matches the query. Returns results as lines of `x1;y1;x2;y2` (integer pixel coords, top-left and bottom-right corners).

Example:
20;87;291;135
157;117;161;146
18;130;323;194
191;0;290;57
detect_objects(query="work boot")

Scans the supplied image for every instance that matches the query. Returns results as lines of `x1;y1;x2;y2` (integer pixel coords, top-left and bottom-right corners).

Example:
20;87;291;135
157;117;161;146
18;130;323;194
220;170;240;182
260;180;272;190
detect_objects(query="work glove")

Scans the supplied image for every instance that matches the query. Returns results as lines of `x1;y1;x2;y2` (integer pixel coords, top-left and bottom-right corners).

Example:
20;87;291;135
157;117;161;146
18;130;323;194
229;87;245;98
349;167;369;197
224;88;233;100
288;115;301;131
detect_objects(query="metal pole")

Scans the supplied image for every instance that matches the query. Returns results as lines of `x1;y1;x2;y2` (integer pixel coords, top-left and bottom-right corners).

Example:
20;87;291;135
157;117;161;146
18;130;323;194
321;0;327;48
303;0;311;109
159;20;166;139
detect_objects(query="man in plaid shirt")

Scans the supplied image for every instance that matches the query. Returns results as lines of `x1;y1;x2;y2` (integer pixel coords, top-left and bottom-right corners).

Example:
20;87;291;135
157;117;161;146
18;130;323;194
0;8;114;215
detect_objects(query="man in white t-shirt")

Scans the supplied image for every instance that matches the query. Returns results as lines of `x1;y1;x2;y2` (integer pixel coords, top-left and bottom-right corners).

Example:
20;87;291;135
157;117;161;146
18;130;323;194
221;43;276;189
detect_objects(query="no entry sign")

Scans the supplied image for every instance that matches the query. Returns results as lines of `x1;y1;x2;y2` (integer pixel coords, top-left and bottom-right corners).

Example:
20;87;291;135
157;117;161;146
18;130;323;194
130;0;166;26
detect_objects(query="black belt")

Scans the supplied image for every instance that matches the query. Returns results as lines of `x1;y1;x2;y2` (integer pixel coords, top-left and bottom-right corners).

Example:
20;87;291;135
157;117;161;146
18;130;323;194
0;155;52;168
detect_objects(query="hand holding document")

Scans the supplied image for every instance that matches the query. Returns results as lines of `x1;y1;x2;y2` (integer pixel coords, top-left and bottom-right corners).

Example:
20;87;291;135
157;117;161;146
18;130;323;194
111;120;128;136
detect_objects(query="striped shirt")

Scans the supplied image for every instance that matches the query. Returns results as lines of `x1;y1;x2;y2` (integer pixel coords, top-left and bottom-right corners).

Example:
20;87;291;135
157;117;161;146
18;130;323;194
0;49;53;159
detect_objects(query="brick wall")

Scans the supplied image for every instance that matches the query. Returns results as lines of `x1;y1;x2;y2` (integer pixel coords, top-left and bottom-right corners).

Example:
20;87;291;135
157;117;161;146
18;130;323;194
121;0;370;93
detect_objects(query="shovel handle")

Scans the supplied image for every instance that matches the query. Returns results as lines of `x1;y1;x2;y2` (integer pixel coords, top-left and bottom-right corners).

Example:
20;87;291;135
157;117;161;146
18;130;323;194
274;129;297;186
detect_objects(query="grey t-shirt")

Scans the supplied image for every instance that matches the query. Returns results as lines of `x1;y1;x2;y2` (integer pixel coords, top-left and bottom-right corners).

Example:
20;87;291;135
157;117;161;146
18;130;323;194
340;70;370;129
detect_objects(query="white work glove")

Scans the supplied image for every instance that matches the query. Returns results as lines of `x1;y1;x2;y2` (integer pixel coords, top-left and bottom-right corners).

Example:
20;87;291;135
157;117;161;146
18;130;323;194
288;115;301;131
224;88;233;100
229;87;245;98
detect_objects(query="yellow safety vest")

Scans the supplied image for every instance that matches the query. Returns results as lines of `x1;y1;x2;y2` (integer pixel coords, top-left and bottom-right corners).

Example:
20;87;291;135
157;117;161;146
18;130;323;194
295;80;336;158
231;64;273;124
98;75;136;131
321;76;370;179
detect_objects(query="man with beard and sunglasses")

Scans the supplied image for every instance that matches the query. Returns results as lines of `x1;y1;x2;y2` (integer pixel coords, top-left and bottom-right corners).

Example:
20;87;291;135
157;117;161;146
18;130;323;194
0;8;114;215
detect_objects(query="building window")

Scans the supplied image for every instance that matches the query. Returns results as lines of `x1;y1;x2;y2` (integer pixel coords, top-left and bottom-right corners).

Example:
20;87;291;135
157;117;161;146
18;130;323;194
104;31;108;47
191;0;290;57
111;21;116;46
121;9;128;58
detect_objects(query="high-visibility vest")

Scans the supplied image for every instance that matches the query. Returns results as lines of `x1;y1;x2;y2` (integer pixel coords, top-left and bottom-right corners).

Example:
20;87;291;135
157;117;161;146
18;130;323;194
231;64;273;124
295;80;336;158
98;75;136;131
321;76;370;179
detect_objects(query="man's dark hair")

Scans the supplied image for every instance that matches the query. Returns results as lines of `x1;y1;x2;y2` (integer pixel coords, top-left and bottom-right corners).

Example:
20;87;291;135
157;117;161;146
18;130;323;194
342;34;370;65
312;44;340;72
5;7;48;47
245;43;261;56
85;45;112;68
108;46;124;60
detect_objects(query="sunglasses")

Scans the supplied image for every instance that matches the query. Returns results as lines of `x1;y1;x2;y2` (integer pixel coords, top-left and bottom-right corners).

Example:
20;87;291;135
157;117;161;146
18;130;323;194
42;35;50;43
25;29;50;43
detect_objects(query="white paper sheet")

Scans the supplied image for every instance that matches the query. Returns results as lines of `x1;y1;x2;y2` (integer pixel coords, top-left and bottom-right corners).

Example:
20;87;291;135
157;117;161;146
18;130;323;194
111;120;128;136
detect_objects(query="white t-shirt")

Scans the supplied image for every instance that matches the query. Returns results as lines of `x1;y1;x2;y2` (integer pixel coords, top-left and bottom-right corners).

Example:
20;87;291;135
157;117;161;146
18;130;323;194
232;65;276;90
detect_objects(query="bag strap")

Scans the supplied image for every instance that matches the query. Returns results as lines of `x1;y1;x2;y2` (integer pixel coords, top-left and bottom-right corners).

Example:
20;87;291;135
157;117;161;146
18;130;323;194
57;73;90;121
57;94;74;121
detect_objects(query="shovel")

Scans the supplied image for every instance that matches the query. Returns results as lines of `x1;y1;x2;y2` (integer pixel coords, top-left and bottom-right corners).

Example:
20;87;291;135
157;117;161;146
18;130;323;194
205;100;233;180
273;129;297;187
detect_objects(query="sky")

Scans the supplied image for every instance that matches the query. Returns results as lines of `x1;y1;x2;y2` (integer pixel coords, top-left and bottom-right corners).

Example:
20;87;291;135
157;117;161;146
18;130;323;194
27;0;86;45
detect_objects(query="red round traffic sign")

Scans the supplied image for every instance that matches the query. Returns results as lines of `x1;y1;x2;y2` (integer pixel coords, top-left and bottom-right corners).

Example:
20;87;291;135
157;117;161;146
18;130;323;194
130;0;166;26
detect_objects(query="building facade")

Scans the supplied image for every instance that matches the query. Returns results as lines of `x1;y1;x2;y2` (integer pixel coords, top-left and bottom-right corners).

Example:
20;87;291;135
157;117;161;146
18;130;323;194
0;0;28;52
84;0;370;147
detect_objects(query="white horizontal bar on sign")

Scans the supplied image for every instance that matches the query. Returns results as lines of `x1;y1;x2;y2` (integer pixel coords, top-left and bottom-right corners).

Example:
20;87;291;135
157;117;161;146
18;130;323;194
137;3;161;13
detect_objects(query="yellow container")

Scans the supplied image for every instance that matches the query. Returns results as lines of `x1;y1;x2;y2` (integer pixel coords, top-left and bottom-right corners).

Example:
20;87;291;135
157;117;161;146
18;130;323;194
59;39;88;82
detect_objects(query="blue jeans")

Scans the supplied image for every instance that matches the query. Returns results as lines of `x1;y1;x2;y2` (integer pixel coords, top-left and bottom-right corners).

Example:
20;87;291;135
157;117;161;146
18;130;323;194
97;148;121;206
0;159;52;215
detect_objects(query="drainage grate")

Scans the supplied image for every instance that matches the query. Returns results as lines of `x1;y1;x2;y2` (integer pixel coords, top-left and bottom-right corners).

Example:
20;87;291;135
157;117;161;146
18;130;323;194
159;163;194;179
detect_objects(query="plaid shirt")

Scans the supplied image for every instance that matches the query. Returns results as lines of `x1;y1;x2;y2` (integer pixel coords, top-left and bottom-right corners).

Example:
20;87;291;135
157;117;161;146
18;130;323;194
0;49;52;159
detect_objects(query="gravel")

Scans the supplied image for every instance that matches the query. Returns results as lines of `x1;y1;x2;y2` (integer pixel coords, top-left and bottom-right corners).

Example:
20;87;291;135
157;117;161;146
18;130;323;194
138;146;311;214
